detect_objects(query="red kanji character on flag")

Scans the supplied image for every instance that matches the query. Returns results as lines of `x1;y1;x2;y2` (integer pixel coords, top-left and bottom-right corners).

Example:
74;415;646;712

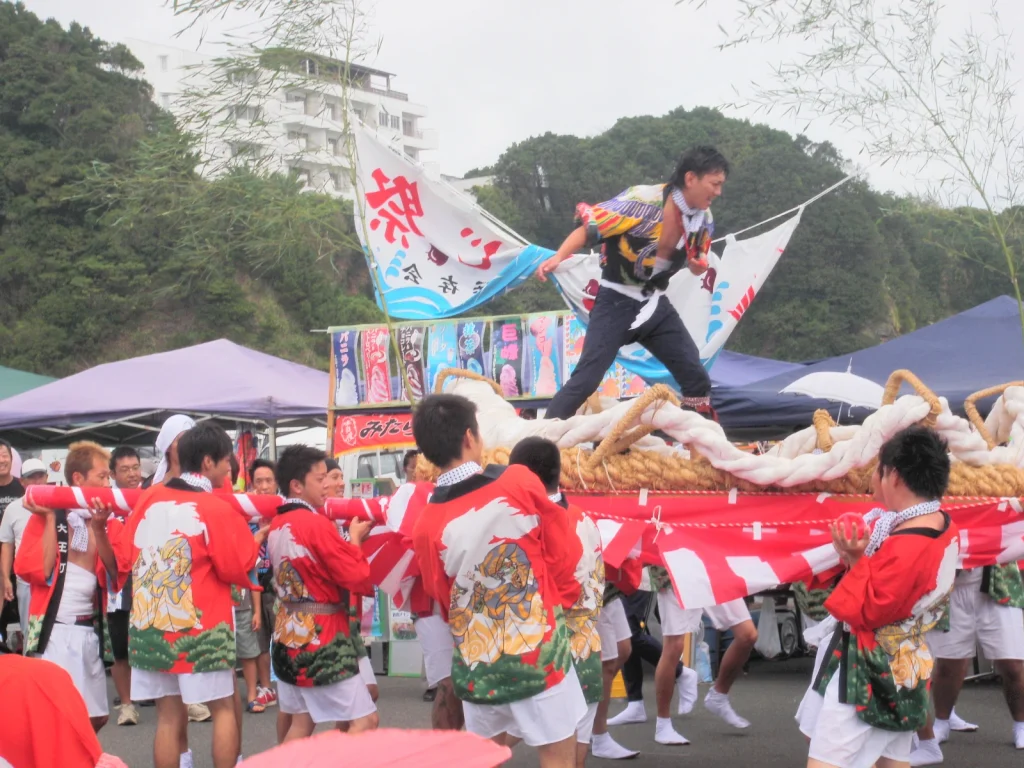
365;168;424;249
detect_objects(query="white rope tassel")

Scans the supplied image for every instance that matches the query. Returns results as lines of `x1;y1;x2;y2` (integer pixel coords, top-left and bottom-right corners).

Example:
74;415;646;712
649;505;665;542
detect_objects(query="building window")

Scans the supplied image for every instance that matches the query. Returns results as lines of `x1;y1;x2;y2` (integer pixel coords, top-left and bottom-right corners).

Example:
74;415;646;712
328;137;340;155
231;143;259;158
290;167;311;185
160;93;172;109
158;55;168;71
287;130;311;148
390;115;401;130
286;93;305;103
228;70;257;85
326;101;341;121
232;105;261;121
378;111;388;126
300;58;318;76
330;171;350;192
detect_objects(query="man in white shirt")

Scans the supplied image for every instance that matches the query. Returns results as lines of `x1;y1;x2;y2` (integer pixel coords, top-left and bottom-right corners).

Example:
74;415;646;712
0;458;49;646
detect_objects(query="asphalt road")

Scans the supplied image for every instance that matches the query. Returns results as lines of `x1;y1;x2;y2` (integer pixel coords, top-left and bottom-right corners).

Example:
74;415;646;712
99;656;1022;767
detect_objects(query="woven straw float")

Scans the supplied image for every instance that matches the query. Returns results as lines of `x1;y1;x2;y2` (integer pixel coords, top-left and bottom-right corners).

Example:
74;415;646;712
411;369;1024;497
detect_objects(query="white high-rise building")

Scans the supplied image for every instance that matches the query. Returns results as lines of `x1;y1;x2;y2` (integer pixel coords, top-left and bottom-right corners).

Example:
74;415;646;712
125;40;438;199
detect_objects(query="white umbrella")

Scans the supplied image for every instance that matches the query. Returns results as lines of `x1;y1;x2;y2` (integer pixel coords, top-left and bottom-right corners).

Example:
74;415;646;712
780;365;884;411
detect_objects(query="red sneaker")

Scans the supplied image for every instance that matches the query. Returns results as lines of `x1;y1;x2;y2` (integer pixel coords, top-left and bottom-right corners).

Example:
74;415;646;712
257;686;278;708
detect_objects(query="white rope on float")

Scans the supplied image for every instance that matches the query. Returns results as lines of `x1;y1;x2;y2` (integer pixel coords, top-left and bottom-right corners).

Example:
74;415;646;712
442;379;1024;487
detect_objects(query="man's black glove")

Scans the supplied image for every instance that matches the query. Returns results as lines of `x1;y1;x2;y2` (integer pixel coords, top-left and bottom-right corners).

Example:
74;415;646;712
641;270;673;297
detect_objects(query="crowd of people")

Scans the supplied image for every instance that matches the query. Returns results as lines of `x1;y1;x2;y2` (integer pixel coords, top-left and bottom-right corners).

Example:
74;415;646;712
0;398;1021;768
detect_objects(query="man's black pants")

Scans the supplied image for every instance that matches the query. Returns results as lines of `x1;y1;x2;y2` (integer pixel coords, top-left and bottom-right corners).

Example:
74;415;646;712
620;590;682;701
547;287;710;420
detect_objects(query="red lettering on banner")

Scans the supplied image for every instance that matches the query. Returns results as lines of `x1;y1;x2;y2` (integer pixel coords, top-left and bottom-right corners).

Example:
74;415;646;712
457;227;502;270
366;168;424;249
333;412;415;456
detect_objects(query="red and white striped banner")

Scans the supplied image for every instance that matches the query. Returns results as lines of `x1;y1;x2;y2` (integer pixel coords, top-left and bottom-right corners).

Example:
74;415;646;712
325;483;433;610
25;485;283;523
28;485;1024;612
574;492;1024;609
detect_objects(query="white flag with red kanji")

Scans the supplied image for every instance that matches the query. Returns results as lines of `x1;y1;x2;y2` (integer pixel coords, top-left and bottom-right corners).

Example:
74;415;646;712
354;125;548;320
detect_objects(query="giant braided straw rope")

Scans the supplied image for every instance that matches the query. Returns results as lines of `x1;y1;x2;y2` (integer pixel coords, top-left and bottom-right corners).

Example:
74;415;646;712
416;368;1024;496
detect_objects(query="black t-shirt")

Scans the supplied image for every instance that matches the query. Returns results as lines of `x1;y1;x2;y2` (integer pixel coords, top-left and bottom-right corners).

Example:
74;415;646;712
0;478;25;526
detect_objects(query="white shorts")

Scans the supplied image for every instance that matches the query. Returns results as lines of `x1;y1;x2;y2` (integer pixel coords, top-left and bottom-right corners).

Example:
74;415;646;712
597;598;632;661
414;615;455;687
657;590;752;637
926;569;1024;661
463;665;588;747
576;702;599;744
359;655;377;687
795;637;833;738
131;667;235;706
278;674;377;724
39;624;108;717
807;673;913;768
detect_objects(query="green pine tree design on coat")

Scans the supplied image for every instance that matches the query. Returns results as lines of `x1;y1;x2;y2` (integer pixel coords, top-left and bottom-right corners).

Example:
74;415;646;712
452;609;573;705
272;641;302;684
574;653;603;705
816;631;931;733
25;615;43;654
648;566;672;593
792;581;835;622
174;622;236;672
986;564;1024;609
129;626;178;671
304;634;361;686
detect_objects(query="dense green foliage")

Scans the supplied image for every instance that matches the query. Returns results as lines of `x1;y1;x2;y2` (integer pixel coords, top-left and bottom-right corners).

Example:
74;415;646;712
0;2;1014;380
0;2;377;376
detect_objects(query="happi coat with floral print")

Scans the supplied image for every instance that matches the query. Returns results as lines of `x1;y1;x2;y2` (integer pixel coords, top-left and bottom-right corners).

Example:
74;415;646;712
413;465;582;705
268;502;373;688
814;513;960;732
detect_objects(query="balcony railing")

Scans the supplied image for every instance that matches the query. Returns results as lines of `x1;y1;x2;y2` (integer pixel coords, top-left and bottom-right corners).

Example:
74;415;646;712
367;86;408;101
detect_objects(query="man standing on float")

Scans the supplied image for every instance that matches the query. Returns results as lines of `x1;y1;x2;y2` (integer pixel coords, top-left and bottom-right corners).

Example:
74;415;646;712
536;146;728;420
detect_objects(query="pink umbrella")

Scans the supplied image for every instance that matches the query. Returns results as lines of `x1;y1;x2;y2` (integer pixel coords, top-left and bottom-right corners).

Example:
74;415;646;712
238;730;512;768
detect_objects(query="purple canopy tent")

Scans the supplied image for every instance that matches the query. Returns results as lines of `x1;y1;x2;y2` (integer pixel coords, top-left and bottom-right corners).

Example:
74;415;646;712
0;339;329;447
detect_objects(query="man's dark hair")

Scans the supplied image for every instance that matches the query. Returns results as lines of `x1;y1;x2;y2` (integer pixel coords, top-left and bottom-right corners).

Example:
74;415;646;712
229;453;240;485
250;458;276;477
109;446;140;472
177;423;234;474
412;395;479;468
325;458;341;473
508;437;562;494
0;439;12;459
403;450;419;474
877;426;950;500
276;445;327;497
669;145;730;190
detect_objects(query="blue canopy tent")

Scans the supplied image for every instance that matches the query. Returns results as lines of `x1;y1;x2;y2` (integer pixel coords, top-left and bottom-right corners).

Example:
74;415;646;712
708;350;804;388
715;296;1024;436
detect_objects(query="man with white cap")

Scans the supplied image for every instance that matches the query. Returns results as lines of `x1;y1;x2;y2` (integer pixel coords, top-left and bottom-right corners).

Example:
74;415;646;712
0;458;49;645
147;415;196;488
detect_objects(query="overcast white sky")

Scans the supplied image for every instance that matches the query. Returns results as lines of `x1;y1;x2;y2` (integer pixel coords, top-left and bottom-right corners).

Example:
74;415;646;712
19;0;1024;198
